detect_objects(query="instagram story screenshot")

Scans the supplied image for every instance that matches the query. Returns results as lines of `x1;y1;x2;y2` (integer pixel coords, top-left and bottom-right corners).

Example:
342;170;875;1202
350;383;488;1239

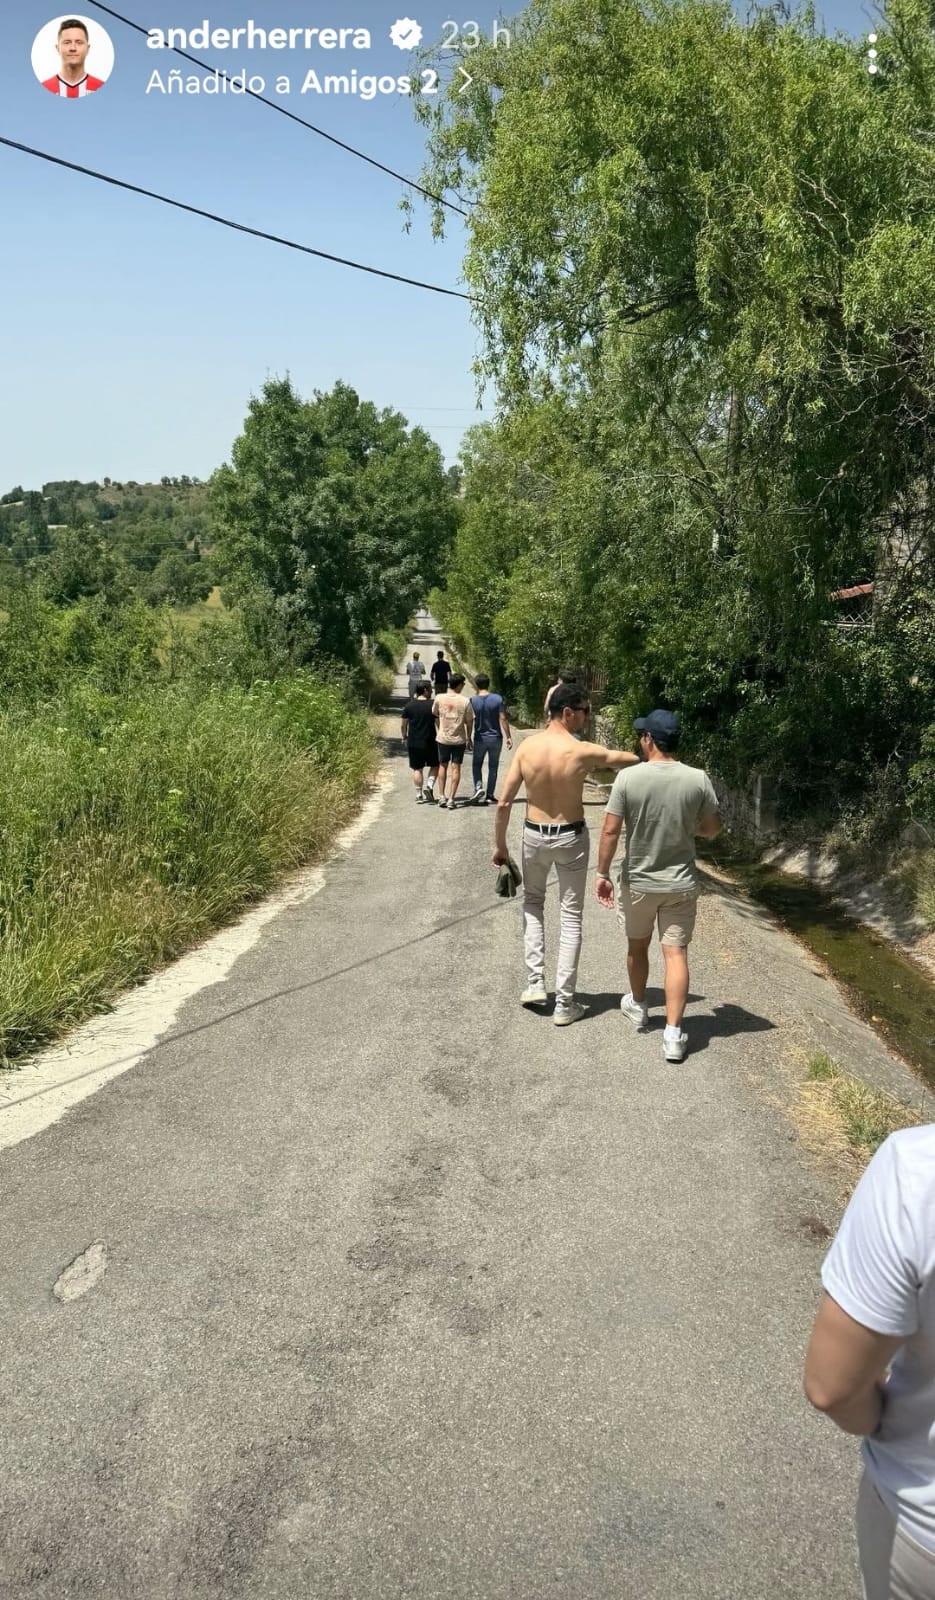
3;2;935;1599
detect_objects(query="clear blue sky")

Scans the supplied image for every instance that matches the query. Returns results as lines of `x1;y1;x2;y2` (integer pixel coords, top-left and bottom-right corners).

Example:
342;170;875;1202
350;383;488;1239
2;0;873;490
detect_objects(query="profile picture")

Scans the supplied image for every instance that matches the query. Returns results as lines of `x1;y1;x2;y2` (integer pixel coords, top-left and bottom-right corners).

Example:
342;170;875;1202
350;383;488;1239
32;15;114;98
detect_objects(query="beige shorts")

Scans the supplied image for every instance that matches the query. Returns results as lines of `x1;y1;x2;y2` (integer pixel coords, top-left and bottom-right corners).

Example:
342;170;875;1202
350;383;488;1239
618;885;698;946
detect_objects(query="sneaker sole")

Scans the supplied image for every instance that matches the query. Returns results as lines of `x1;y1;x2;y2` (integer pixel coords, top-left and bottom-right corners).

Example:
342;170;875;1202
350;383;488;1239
620;1006;648;1031
521;994;548;1008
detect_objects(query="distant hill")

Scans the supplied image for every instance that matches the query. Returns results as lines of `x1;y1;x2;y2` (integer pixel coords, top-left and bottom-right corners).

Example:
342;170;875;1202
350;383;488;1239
0;477;219;607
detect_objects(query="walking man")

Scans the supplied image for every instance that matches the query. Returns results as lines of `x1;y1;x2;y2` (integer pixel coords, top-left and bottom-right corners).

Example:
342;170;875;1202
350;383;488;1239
405;650;426;700
400;680;439;803
433;673;473;810
543;669;577;722
805;1124;935;1600
469;674;512;805
493;685;639;1025
594;709;720;1062
430;649;452;696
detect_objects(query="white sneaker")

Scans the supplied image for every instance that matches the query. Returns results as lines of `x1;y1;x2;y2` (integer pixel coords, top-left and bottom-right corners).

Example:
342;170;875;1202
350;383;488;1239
521;986;548;1008
620;993;649;1030
472;787;485;805
554;1001;586;1027
663;1031;688;1063
422;788;436;804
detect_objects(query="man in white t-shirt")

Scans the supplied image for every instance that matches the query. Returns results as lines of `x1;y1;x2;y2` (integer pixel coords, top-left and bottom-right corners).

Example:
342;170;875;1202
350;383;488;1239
805;1125;935;1599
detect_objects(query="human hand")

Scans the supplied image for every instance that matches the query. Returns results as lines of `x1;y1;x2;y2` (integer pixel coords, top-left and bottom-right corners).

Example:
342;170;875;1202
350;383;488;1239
595;874;615;908
492;848;509;866
506;738;513;749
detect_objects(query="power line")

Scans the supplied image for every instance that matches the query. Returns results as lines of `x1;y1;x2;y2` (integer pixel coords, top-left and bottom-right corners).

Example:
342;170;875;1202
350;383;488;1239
0;137;472;300
85;0;470;217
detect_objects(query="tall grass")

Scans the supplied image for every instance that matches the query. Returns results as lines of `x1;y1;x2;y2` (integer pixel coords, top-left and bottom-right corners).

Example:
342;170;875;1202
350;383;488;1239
0;624;374;1063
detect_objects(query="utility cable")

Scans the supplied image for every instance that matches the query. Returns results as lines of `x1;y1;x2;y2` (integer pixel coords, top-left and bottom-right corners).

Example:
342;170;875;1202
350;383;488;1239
85;0;470;217
0;137;472;299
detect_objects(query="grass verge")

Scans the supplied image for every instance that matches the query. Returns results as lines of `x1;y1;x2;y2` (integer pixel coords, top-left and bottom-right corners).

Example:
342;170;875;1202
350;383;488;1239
0;675;374;1065
797;1050;926;1179
361;626;409;706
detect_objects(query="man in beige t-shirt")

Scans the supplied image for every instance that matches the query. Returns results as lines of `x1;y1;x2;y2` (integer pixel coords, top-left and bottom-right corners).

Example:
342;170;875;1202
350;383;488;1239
433;673;474;809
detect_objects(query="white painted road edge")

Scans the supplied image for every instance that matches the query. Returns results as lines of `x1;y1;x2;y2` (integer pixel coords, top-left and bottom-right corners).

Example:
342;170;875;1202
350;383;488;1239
0;765;394;1154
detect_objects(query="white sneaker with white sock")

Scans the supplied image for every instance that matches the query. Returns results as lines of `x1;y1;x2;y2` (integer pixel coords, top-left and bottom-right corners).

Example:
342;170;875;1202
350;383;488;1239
663;1025;688;1063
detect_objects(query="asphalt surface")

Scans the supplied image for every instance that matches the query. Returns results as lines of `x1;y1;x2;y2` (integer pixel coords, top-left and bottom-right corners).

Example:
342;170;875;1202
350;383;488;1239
2;617;921;1599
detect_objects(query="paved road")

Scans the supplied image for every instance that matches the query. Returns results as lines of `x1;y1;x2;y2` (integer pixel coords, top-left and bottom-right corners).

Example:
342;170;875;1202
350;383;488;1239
2;617;917;1598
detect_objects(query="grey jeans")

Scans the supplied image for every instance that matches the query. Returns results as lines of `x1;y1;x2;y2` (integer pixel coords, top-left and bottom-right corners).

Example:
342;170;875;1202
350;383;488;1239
521;824;590;1007
858;1470;935;1600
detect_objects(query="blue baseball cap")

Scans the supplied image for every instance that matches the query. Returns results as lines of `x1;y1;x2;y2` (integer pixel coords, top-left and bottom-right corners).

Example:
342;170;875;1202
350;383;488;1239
634;709;680;748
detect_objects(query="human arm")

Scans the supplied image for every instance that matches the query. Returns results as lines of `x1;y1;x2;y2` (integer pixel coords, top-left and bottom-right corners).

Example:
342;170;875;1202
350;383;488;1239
585;743;640;771
595;813;624;907
493;750;524;864
465;703;474;752
804;1134;918;1436
499;707;512;748
804;1295;903;1435
695;775;722;837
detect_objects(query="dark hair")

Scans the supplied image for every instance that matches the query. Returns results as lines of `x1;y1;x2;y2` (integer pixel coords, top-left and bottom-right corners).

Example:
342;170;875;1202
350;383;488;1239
58;17;89;37
558;669;577;684
549;684;589;718
475;673;490;689
416;680;433;697
436;650;445;659
449;673;465;690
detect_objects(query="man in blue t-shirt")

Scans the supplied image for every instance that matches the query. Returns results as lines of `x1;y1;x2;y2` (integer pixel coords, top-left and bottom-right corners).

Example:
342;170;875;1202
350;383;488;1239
469;674;512;804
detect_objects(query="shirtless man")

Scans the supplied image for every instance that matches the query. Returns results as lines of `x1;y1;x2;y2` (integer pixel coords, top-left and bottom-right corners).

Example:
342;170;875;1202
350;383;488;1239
492;684;639;1025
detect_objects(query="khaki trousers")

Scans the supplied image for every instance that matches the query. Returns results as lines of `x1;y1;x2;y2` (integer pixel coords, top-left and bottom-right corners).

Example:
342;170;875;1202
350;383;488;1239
858;1470;935;1600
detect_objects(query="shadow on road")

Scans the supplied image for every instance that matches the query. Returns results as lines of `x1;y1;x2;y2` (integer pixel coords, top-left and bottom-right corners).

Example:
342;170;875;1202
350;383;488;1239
573;990;775;1054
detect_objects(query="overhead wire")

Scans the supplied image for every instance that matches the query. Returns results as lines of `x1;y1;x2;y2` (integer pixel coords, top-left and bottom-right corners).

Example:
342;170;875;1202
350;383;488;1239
84;0;471;216
0;136;473;300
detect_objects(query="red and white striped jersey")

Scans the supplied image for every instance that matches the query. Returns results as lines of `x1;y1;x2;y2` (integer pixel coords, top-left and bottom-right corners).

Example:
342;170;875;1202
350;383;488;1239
43;74;104;98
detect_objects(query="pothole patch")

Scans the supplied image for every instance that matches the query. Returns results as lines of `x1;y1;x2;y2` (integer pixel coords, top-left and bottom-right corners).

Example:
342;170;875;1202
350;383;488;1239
53;1241;108;1303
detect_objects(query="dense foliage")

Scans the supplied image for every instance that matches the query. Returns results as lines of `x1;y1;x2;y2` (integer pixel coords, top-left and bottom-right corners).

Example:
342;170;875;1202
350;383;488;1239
0;583;374;1064
417;0;935;836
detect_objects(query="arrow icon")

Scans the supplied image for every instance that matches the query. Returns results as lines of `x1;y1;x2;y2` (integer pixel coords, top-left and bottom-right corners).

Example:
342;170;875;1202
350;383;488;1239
457;65;472;93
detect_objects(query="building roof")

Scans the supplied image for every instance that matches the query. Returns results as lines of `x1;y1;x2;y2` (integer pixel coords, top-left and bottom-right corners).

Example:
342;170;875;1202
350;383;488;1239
830;582;874;601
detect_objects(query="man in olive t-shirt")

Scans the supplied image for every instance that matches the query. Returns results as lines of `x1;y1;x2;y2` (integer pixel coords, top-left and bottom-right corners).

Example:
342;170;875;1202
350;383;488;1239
594;709;720;1063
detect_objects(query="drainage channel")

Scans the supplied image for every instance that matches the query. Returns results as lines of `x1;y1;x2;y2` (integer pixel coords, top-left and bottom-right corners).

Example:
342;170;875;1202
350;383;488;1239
699;842;935;1091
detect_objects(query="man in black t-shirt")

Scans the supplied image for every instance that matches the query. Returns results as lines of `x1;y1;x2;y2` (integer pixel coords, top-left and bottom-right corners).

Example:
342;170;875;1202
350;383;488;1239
400;680;440;803
430;649;452;695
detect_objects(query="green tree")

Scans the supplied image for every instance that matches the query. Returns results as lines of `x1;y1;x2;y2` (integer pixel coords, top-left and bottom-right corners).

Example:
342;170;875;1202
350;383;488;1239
419;0;935;821
211;378;455;663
